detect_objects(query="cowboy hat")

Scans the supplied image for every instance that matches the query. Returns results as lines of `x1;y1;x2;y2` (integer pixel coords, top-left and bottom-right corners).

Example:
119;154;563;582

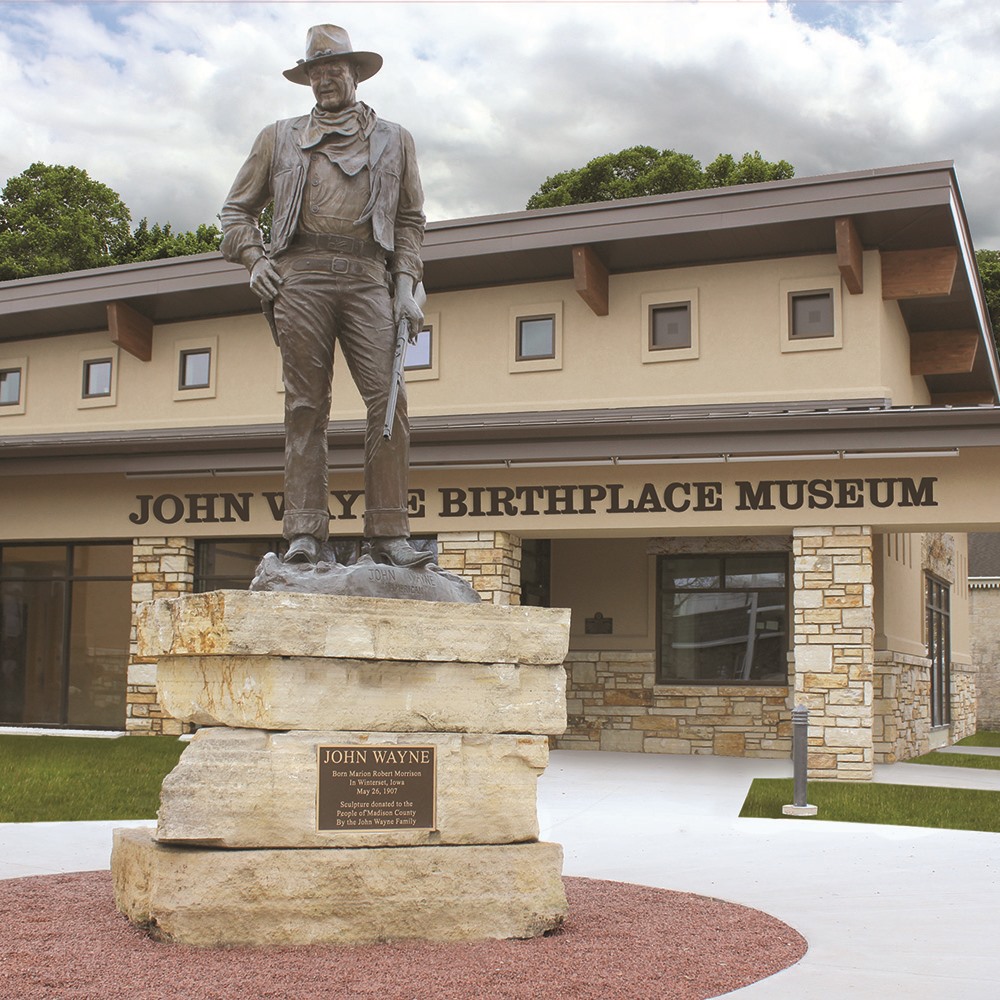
283;25;383;85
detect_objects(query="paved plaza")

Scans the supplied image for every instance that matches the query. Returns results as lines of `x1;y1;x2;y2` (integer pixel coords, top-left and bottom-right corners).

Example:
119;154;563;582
2;748;998;997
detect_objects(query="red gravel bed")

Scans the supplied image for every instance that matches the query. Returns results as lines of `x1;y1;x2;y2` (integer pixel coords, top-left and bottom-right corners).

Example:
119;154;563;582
0;872;806;999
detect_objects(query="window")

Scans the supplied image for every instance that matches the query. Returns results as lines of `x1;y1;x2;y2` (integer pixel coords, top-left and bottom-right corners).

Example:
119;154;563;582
517;316;555;360
0;368;21;406
789;290;834;339
173;336;218;400
179;348;212;389
0;542;131;728
83;358;113;398
779;276;842;352
641;289;699;363
405;326;433;370
657;552;789;685
508;302;563;373
926;574;951;727
520;539;551;607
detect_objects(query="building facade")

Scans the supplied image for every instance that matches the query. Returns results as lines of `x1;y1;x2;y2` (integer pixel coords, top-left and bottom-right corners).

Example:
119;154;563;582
2;162;998;778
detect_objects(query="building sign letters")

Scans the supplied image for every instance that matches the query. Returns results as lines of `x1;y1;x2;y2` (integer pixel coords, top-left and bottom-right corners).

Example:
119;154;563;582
128;476;938;526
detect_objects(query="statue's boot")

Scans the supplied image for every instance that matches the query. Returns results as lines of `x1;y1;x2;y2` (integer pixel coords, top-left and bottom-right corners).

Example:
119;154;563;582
369;536;434;568
284;534;321;564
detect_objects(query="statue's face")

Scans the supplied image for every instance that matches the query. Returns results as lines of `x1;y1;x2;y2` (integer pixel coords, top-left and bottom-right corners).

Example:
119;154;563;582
308;60;357;112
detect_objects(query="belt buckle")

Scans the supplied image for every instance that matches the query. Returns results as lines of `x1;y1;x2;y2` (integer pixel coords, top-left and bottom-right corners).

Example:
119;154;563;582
332;257;349;274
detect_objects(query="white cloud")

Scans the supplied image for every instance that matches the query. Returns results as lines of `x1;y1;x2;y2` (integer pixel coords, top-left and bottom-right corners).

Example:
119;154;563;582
1;0;999;245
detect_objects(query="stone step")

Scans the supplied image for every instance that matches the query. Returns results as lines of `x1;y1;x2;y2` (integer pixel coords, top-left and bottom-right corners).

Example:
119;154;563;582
112;828;567;946
156;728;549;848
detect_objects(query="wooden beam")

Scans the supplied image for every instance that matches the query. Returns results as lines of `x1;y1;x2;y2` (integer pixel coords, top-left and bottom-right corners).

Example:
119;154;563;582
835;217;863;294
572;244;609;316
930;390;996;406
881;247;958;300
910;329;979;376
107;301;153;362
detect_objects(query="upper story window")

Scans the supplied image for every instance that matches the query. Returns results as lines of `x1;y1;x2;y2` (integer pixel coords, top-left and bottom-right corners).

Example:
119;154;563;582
657;552;789;686
179;348;212;389
405;326;433;371
83;358;113;398
173;336;218;400
641;288;699;364
789;290;834;339
508;302;563;373
0;367;22;407
780;276;843;353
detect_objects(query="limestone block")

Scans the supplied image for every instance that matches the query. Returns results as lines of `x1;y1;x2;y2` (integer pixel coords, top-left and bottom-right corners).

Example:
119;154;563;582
156;728;547;848
156;655;567;734
136;591;570;665
112;828;566;946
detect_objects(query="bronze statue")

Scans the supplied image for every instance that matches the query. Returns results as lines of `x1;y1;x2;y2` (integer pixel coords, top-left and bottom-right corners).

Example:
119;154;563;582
221;24;430;569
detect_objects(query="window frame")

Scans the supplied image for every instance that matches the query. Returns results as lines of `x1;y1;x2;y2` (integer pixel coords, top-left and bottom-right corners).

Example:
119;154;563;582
779;276;843;353
656;551;790;686
78;348;119;408
641;288;700;363
404;311;440;383
173;336;218;400
925;572;952;728
508;302;563;373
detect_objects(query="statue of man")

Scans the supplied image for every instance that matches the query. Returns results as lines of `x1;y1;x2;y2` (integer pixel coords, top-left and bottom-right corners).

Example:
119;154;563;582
221;25;431;568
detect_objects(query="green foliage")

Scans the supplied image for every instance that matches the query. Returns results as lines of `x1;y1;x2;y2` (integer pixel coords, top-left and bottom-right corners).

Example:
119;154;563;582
526;146;795;210
975;249;1000;351
0;162;133;280
907;751;1000;770
0;161;223;280
739;777;1000;833
0;735;185;822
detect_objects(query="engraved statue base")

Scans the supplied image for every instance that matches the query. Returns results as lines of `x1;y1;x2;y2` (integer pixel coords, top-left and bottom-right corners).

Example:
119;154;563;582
112;591;571;946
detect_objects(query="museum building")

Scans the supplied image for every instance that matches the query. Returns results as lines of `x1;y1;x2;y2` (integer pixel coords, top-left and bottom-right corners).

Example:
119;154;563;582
2;161;999;780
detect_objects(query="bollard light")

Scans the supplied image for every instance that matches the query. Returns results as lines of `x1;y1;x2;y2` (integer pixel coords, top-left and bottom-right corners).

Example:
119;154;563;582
782;704;818;817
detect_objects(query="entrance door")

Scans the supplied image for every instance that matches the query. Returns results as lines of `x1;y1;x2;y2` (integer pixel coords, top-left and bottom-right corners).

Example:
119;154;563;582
925;574;951;728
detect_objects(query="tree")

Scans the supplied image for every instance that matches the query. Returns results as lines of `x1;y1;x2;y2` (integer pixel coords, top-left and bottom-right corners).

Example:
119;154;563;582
526;147;795;210
0;162;133;280
976;249;1000;352
124;219;222;262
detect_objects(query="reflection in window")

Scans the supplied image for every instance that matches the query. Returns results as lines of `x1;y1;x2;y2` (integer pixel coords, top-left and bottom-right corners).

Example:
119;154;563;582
83;358;113;397
179;349;212;389
405;327;432;370
0;368;21;406
789;290;834;339
658;552;788;685
516;316;555;360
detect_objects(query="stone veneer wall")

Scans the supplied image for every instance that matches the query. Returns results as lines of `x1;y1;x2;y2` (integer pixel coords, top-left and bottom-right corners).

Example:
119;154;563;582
553;651;794;757
436;531;521;605
873;651;930;763
951;663;978;742
126;537;195;735
970;585;1000;731
793;526;874;781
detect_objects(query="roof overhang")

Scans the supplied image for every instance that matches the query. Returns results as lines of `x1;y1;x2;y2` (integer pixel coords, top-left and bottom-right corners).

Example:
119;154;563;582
1;161;997;400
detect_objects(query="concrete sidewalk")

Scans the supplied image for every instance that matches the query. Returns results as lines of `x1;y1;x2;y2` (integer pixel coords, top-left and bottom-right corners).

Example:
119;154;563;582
2;750;999;997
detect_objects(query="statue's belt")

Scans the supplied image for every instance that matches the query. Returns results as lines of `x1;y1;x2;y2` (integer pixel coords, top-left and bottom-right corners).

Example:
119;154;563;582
290;233;385;262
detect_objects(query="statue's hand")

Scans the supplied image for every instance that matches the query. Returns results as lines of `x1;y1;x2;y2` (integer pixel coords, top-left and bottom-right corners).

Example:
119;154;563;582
393;278;425;333
249;257;283;302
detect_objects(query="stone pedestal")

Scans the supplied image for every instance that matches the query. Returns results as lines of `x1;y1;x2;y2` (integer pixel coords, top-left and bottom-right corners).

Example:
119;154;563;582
112;591;571;946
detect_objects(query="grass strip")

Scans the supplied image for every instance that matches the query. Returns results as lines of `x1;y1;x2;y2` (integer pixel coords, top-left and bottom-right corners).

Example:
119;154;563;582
739;777;1000;833
955;731;1000;748
0;735;185;822
907;751;1000;771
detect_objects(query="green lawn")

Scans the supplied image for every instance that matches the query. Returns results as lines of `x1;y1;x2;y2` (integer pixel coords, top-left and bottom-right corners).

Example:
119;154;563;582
0;735;186;822
907;751;1000;771
955;731;1000;748
740;778;1000;833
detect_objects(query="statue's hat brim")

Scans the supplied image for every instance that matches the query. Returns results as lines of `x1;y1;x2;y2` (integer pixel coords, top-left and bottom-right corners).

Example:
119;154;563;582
283;25;382;86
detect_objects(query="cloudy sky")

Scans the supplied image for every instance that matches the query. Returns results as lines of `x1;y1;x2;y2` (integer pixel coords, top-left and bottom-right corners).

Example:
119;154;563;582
2;1;999;246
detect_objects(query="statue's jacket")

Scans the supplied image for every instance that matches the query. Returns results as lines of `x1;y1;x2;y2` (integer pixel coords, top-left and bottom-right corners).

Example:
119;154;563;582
220;111;425;281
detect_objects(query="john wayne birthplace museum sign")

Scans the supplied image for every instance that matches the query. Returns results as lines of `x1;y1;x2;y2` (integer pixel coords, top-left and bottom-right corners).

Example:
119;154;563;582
127;476;939;527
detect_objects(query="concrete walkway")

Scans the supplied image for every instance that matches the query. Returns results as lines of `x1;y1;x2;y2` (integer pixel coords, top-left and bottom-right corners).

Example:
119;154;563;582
2;750;999;997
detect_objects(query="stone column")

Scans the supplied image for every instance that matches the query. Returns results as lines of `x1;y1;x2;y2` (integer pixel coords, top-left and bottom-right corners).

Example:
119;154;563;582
126;536;195;735
436;531;522;605
792;526;874;781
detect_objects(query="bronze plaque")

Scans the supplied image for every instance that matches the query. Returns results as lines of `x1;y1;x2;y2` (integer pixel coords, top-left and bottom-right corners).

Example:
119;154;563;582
316;745;437;832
